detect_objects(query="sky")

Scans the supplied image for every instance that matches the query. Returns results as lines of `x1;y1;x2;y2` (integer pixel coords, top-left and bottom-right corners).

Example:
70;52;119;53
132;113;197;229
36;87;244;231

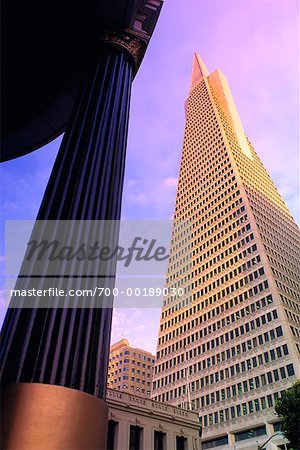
0;1;299;354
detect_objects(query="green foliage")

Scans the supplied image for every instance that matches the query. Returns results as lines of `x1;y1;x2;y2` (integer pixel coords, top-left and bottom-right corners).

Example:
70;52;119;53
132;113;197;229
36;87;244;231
275;380;300;450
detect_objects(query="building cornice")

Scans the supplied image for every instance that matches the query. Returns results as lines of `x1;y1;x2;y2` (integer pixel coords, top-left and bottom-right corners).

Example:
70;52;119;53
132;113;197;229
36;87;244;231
106;388;199;428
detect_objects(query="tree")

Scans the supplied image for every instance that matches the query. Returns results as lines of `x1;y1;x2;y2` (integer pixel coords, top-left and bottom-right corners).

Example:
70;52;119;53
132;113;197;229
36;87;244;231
275;379;300;450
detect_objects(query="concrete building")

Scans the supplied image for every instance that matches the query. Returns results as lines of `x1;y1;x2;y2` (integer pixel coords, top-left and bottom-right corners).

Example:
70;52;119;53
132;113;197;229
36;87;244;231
108;339;155;398
106;388;200;450
151;54;300;450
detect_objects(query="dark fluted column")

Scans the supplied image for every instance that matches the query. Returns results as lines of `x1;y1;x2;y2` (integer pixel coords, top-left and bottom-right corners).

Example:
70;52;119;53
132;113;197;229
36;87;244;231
0;47;132;399
1;1;163;446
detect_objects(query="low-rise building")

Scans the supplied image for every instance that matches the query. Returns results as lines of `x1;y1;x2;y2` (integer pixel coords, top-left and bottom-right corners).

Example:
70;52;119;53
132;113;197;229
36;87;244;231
106;388;201;450
108;339;155;398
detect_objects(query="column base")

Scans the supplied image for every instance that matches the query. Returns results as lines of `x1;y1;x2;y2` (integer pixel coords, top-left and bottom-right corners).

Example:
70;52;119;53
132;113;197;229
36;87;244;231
1;383;108;449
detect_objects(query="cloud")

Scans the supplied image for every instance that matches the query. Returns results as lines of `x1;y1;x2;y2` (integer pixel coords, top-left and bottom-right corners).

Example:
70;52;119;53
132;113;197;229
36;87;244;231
0;137;60;221
123;176;178;218
124;180;148;206
163;177;178;188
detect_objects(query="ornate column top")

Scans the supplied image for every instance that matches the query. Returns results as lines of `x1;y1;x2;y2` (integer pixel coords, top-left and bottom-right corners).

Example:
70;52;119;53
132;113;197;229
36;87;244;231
99;0;163;73
99;28;147;73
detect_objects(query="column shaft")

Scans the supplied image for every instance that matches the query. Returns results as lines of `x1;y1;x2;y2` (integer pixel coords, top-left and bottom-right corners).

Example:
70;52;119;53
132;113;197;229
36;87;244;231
1;47;133;399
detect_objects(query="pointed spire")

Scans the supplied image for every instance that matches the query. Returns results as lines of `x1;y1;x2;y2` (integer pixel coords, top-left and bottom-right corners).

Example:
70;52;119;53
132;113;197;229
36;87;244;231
189;53;209;92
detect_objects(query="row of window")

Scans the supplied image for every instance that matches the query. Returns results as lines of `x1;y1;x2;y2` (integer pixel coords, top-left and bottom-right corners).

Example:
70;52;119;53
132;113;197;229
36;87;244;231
184;184;239;225
109;369;151;377
155;291;273;380
112;385;151;396
153;325;284;397
202;425;270;448
155;333;287;394
266;242;299;271
248;187;296;239
180;135;225;180
111;352;153;361
156;320;282;368
154;343;289;398
276;280;300;302
177;167;234;212
197;208;246;243
176;175;240;224
169;224;254;284
156;323;286;381
160;291;272;345
177;154;233;208
159;301;277;349
196;363;295;408
194;223;251;272
176;151;231;216
285;308;300;325
163;247;261;324
193;260;263;300
199;390;284;427
120;376;151;385
185;181;239;220
194;175;241;234
178;176;235;236
290;325;300;338
193;237;256;284
272;266;300;293
107;421;188;450
255;200;300;243
264;235;300;266
256;209;300;254
110;360;152;368
269;255;300;286
268;250;298;276
193;204;246;264
162;233;257;312
193;251;259;293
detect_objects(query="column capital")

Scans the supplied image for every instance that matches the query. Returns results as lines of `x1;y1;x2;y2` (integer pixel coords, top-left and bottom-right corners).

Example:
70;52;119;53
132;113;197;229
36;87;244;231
99;28;148;73
98;0;163;73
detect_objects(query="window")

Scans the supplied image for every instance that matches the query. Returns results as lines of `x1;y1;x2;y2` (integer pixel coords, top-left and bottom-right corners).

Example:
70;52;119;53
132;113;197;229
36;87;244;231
287;364;295;377
273;423;281;432
276;326;283;337
273;369;279;382
176;436;187;450
129;426;142;450
235;426;266;442
267;394;273;407
283;344;289;356
154;431;166;450
107;420;118;450
202;436;228;449
280;367;286;379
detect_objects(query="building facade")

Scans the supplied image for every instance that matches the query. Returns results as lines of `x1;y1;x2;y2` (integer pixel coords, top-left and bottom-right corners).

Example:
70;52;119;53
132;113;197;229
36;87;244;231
151;54;300;449
106;388;200;450
108;339;155;398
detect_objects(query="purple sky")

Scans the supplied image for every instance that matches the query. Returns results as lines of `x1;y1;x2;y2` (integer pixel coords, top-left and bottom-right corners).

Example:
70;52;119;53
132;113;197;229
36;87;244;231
0;1;299;353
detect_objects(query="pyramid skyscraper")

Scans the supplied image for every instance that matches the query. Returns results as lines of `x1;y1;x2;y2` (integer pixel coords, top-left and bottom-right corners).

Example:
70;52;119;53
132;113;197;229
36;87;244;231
151;54;300;449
